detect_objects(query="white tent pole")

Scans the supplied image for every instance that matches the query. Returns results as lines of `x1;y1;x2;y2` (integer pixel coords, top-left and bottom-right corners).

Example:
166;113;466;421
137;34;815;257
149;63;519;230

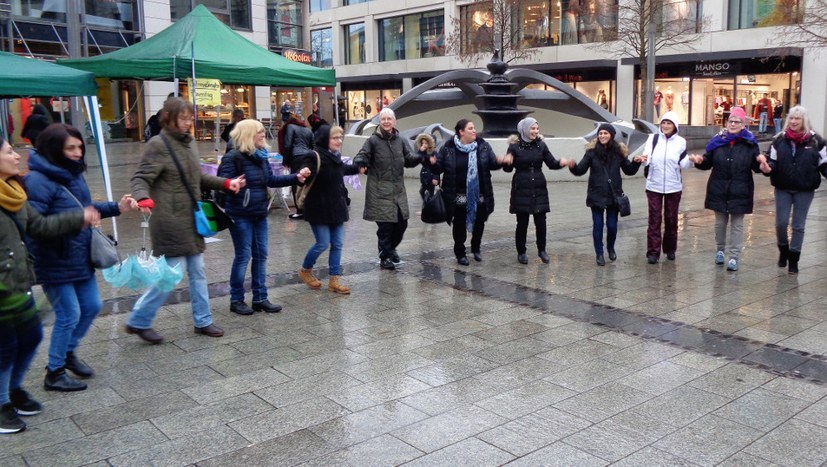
83;95;118;241
0;100;8;141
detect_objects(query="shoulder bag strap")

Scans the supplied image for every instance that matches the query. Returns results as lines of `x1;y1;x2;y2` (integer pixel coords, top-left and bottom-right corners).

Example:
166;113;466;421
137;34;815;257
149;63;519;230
304;151;322;192
160;134;199;211
601;163;620;196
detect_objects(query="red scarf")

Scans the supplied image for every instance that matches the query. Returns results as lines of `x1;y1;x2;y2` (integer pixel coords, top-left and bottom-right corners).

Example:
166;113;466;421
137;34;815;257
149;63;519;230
785;128;810;146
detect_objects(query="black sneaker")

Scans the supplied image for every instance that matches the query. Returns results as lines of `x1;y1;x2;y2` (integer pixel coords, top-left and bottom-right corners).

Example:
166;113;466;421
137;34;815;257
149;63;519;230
252;300;282;313
390;251;401;263
65;352;94;378
380;258;396;270
230;301;254;315
0;403;26;434
9;389;42;416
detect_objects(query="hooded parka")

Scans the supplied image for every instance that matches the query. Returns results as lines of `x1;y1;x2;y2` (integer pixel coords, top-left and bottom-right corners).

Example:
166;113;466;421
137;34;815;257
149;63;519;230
131;129;228;257
353;127;422;222
767;131;827;191
643;111;692;194
300;125;362;225
432;136;501;220
503;134;564;214
571;141;639;209
695;133;762;214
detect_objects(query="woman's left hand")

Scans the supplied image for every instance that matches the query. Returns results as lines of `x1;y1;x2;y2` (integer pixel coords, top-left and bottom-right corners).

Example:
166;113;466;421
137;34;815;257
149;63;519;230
359;166;368;175
228;175;246;193
118;194;138;212
296;167;311;183
633;155;647;164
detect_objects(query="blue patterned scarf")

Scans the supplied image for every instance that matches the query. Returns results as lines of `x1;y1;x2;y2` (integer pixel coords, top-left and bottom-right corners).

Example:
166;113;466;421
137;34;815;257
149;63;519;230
454;135;479;232
705;129;757;153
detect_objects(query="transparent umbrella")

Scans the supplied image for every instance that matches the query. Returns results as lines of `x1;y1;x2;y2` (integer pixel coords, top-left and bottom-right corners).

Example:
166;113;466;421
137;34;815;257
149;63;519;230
102;214;183;291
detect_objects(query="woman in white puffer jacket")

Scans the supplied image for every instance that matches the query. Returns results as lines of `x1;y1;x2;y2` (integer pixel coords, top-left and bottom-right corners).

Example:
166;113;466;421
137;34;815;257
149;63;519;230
642;111;693;264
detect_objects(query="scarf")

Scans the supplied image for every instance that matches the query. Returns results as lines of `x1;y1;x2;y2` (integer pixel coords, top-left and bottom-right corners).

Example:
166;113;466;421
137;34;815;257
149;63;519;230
253;148;269;161
0;178;26;213
785;128;810;146
705;128;757;153
454;135;479;232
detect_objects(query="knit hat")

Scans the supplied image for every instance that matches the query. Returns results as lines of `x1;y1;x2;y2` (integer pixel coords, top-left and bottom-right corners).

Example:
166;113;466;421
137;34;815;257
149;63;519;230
729;107;747;123
597;123;616;138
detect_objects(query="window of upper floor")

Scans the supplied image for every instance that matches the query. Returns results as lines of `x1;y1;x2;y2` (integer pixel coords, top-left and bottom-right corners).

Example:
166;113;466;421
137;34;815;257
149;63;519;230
309;0;330;13
344;0;371;4
170;0;251;30
344;22;365;64
378;10;445;62
268;0;303;49
7;0;141;32
310;27;333;66
728;0;801;29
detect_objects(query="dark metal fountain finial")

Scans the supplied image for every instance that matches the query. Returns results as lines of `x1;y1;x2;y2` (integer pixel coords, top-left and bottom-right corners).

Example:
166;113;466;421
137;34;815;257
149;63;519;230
486;50;508;82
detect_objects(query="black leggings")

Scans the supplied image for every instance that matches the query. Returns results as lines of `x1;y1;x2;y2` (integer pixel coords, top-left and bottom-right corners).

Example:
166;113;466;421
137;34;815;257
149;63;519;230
515;212;547;254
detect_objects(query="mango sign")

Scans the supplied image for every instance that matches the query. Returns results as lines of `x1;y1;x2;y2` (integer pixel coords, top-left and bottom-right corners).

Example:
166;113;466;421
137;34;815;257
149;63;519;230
187;78;222;106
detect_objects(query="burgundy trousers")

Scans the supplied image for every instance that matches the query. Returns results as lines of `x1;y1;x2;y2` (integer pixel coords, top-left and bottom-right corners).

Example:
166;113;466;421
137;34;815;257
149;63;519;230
646;190;682;259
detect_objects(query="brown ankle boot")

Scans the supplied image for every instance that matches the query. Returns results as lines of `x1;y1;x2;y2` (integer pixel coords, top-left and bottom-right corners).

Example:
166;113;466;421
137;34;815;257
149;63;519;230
328;275;350;294
298;268;321;289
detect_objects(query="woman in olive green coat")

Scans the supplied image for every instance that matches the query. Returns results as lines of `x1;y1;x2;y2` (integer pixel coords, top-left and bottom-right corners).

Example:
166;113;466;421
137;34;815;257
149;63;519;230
353;108;423;270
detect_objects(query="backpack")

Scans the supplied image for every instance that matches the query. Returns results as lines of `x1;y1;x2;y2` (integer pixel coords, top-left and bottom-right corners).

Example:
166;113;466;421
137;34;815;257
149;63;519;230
143;118;154;142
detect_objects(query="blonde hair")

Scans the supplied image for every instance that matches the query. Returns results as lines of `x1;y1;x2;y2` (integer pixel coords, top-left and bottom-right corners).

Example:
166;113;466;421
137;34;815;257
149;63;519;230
329;125;344;139
230;119;269;154
783;105;812;134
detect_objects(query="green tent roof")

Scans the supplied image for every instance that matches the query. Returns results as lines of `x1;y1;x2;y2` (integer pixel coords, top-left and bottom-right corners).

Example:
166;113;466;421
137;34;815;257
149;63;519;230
58;4;335;87
0;51;98;97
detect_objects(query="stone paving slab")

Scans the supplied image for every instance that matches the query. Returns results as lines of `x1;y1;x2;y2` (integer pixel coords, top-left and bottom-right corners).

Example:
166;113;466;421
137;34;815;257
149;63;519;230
2;141;826;465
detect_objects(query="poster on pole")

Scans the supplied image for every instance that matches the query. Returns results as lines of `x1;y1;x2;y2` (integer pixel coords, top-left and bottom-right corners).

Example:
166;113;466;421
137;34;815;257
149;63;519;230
187;78;221;107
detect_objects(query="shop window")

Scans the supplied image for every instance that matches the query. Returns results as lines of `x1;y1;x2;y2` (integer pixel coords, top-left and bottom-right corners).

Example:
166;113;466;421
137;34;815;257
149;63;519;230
309;0;330;13
344;88;401;120
728;0;801;29
459;2;493;54
344;23;365;65
379;10;444;61
659;0;703;34
310;28;333;67
268;0;303;49
170;0;251;30
517;0;557;47
84;0;139;31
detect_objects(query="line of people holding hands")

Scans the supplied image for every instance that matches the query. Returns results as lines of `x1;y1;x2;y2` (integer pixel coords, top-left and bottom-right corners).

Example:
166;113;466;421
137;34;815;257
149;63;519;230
2;98;824;434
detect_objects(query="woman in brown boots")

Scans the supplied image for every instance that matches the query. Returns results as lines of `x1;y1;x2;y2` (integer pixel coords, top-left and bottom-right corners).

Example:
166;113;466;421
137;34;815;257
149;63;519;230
298;125;365;294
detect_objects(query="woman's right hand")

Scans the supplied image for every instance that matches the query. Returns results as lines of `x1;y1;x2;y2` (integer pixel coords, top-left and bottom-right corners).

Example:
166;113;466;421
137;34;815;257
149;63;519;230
688;154;704;164
83;206;101;227
429;155;437;165
296;167;311;183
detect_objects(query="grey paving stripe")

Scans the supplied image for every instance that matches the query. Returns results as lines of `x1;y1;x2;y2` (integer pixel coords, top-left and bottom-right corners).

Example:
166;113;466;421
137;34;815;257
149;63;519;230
396;261;827;385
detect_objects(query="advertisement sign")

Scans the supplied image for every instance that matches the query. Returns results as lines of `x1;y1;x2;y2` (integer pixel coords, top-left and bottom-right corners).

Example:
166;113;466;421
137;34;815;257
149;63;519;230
187;78;222;106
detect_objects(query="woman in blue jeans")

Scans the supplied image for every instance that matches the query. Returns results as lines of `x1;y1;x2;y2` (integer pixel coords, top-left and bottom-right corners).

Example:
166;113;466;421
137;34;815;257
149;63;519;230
570;124;644;265
26;124;137;392
762;105;827;274
298;125;365;294
219;119;308;315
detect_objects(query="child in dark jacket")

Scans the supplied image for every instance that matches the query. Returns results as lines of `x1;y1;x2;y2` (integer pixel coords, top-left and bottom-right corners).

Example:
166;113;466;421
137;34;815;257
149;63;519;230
415;133;438;201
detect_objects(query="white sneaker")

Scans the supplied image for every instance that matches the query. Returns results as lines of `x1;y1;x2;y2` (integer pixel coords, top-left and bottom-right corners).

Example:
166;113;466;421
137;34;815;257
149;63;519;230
726;258;738;271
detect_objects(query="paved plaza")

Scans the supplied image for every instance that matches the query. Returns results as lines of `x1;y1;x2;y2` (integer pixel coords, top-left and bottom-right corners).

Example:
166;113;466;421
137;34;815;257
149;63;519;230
1;140;826;466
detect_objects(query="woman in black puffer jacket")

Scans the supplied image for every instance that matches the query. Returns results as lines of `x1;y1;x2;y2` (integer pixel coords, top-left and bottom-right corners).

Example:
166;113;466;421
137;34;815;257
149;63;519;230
219;119;308;315
763;105;827;274
689;107;763;272
503;117;571;265
570;123;643;266
297;125;365;294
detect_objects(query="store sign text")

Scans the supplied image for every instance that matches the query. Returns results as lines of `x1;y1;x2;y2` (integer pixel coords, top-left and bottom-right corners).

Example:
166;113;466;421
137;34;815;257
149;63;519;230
283;49;313;64
694;62;732;77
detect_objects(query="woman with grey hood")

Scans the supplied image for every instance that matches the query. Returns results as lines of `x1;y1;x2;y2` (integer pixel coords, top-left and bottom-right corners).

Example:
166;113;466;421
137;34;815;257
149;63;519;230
502;118;573;264
415;133;438;201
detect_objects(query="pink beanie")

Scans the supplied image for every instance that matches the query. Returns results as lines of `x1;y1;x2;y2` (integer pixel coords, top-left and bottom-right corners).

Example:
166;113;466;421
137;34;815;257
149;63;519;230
730;107;747;123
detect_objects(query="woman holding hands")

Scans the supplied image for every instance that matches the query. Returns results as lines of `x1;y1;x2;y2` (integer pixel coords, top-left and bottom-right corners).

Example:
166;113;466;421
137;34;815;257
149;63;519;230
503;117;571;264
570;123;645;266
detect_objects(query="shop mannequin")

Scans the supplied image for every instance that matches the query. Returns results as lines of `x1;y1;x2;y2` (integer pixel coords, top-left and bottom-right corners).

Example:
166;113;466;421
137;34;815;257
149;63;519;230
654;87;663;118
664;87;675;112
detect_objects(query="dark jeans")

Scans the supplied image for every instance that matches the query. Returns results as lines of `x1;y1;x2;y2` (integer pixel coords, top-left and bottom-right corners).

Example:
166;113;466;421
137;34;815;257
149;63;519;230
228;215;269;303
591;207;619;256
376;206;408;260
646;190;682;259
515;212;547;254
775;188;815;252
452;206;487;258
0;316;42;405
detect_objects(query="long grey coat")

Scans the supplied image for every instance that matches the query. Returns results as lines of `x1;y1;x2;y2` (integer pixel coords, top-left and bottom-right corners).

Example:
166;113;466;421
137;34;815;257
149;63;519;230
354;128;422;222
131;129;227;257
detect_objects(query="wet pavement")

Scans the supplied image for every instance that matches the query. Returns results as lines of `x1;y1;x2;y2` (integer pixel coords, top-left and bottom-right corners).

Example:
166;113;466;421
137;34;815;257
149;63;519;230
2;140;826;466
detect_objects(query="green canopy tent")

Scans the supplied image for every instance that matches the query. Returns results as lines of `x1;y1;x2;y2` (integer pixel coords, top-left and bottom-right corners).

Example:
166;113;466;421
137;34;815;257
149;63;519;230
57;4;335;87
0;52;119;238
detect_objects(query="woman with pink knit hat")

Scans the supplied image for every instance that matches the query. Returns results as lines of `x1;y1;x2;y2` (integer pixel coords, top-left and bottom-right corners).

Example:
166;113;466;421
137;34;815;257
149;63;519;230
688;107;767;271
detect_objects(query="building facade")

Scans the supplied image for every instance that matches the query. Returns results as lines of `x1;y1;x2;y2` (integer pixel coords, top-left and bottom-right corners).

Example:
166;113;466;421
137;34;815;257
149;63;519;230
308;0;827;134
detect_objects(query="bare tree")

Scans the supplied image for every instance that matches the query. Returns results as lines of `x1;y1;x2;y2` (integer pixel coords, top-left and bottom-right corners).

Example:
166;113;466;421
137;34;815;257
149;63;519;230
771;0;821;46
588;0;706;122
445;0;539;65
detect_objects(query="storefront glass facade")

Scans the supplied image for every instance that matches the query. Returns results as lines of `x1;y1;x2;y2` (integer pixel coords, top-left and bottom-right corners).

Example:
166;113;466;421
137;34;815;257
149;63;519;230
638;57;800;128
341;84;402;121
378;10;445;61
728;0;801;29
267;0;302;49
170;0;251;30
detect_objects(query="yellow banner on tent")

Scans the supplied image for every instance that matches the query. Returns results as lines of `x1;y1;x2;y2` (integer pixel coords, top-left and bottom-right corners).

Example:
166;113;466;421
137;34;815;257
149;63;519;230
187;78;221;106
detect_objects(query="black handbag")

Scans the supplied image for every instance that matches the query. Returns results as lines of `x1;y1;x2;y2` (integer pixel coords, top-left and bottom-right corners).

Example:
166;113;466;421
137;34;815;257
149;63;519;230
421;186;447;224
602;164;631;217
